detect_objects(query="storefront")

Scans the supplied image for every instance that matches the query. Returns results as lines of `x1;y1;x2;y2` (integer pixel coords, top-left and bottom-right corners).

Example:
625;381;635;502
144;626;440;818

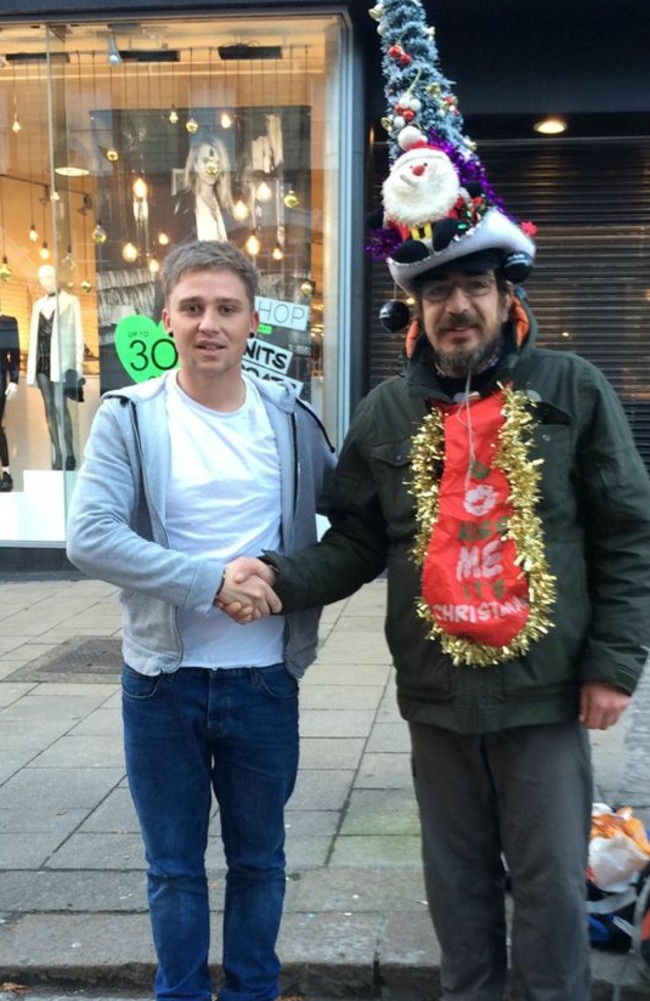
0;5;366;562
2;0;650;568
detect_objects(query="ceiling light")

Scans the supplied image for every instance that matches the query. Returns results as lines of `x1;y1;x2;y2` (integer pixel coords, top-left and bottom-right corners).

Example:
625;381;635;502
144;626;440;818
107;35;123;66
55;155;90;178
533;116;567;136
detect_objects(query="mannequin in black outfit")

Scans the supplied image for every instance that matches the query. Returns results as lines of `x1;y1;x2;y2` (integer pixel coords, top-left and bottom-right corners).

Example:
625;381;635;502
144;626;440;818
27;265;84;470
0;308;20;493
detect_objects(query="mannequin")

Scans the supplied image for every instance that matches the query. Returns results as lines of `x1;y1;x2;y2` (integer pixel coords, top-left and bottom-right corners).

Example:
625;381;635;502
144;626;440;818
27;265;84;471
0;303;20;492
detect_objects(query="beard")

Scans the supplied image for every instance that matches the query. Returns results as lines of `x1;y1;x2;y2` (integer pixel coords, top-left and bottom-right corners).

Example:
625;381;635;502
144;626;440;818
433;330;503;378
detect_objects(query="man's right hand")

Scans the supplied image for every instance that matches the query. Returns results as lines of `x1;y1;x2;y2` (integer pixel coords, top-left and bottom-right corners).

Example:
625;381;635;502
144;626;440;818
215;557;282;624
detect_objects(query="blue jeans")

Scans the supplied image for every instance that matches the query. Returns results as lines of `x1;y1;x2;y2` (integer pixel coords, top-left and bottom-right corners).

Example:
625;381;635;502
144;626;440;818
122;663;299;1001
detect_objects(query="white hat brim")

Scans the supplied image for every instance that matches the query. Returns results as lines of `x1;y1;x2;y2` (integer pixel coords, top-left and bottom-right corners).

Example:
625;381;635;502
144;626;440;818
387;208;536;293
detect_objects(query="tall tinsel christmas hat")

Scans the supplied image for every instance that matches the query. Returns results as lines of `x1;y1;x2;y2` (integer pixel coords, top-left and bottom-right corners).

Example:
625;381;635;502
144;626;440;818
369;0;536;293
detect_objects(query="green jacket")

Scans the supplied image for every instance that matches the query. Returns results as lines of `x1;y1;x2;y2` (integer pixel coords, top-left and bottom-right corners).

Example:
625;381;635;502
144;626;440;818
269;296;650;733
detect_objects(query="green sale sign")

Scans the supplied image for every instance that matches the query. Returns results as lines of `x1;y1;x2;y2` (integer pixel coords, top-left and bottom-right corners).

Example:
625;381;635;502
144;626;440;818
114;316;179;382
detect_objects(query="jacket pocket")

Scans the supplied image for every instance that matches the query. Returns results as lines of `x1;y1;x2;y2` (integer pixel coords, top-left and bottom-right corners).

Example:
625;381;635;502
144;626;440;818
370;438;416;538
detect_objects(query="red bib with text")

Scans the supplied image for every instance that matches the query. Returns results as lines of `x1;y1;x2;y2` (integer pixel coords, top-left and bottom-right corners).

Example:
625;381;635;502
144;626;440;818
421;391;530;646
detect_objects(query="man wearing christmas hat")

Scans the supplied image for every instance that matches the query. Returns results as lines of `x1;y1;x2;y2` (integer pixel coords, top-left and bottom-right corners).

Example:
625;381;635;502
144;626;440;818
220;2;650;998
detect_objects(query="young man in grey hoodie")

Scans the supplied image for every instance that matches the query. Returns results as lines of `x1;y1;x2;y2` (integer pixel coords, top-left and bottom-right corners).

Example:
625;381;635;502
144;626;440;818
67;239;335;1001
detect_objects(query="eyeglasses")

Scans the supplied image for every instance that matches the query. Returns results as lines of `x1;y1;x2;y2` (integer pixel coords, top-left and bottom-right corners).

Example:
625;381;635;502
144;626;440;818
420;276;497;302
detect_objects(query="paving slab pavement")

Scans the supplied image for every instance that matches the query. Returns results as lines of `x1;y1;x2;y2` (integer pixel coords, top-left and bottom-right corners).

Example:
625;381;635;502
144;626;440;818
0;576;649;1000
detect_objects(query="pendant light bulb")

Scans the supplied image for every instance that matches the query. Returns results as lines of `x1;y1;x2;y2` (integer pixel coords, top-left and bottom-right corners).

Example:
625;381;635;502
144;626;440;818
132;176;149;200
39;241;50;261
29;223;39;243
169;106;179;125
244;231;261;257
220;111;233;129
272;243;284;262
233;199;249;222
283;188;300;209
121;241;139;263
91;221;108;244
0;257;12;282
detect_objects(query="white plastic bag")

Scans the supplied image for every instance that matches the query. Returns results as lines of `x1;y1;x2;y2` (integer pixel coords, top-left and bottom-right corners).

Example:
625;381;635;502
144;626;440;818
589;804;650;892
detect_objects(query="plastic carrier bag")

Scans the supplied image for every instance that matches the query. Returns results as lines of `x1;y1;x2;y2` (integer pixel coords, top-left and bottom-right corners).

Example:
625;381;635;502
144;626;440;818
587;804;650;976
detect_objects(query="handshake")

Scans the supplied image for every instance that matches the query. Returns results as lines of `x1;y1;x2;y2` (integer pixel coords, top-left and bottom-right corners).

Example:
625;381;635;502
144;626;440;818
215;556;282;624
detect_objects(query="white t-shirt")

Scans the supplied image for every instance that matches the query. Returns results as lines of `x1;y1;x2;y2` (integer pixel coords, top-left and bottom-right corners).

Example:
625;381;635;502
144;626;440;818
165;374;284;668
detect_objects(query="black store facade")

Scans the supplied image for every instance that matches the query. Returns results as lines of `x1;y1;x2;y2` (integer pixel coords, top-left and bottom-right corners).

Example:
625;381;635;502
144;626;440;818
1;0;649;569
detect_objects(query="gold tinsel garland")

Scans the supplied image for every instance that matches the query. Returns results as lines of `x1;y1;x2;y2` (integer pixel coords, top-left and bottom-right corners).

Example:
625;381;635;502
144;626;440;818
409;386;556;666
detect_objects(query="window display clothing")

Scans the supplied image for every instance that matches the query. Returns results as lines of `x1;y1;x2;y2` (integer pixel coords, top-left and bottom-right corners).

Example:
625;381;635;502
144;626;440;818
0;313;20;491
27;287;84;470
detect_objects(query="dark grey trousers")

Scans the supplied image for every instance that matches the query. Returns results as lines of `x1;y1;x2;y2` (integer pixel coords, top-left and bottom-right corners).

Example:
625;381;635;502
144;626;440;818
409;719;593;1001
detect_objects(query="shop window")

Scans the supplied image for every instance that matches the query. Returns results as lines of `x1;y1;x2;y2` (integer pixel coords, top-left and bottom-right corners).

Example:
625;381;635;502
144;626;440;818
0;15;347;546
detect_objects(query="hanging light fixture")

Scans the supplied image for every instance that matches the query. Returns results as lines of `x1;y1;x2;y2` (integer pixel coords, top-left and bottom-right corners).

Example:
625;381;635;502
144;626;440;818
166;48;178;123
148;254;160;275
56;53;91;177
27;94;39;242
79;183;93;293
39;186;50;259
256;180;272;203
0;179;12;281
220;52;237;130
11;63;21;133
107;34;123;67
272;242;284;262
104;55;120;162
186;48;199;133
157;231;170;247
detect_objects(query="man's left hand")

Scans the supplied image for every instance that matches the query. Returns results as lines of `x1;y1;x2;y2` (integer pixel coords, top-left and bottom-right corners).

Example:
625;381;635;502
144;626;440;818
579;681;631;730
